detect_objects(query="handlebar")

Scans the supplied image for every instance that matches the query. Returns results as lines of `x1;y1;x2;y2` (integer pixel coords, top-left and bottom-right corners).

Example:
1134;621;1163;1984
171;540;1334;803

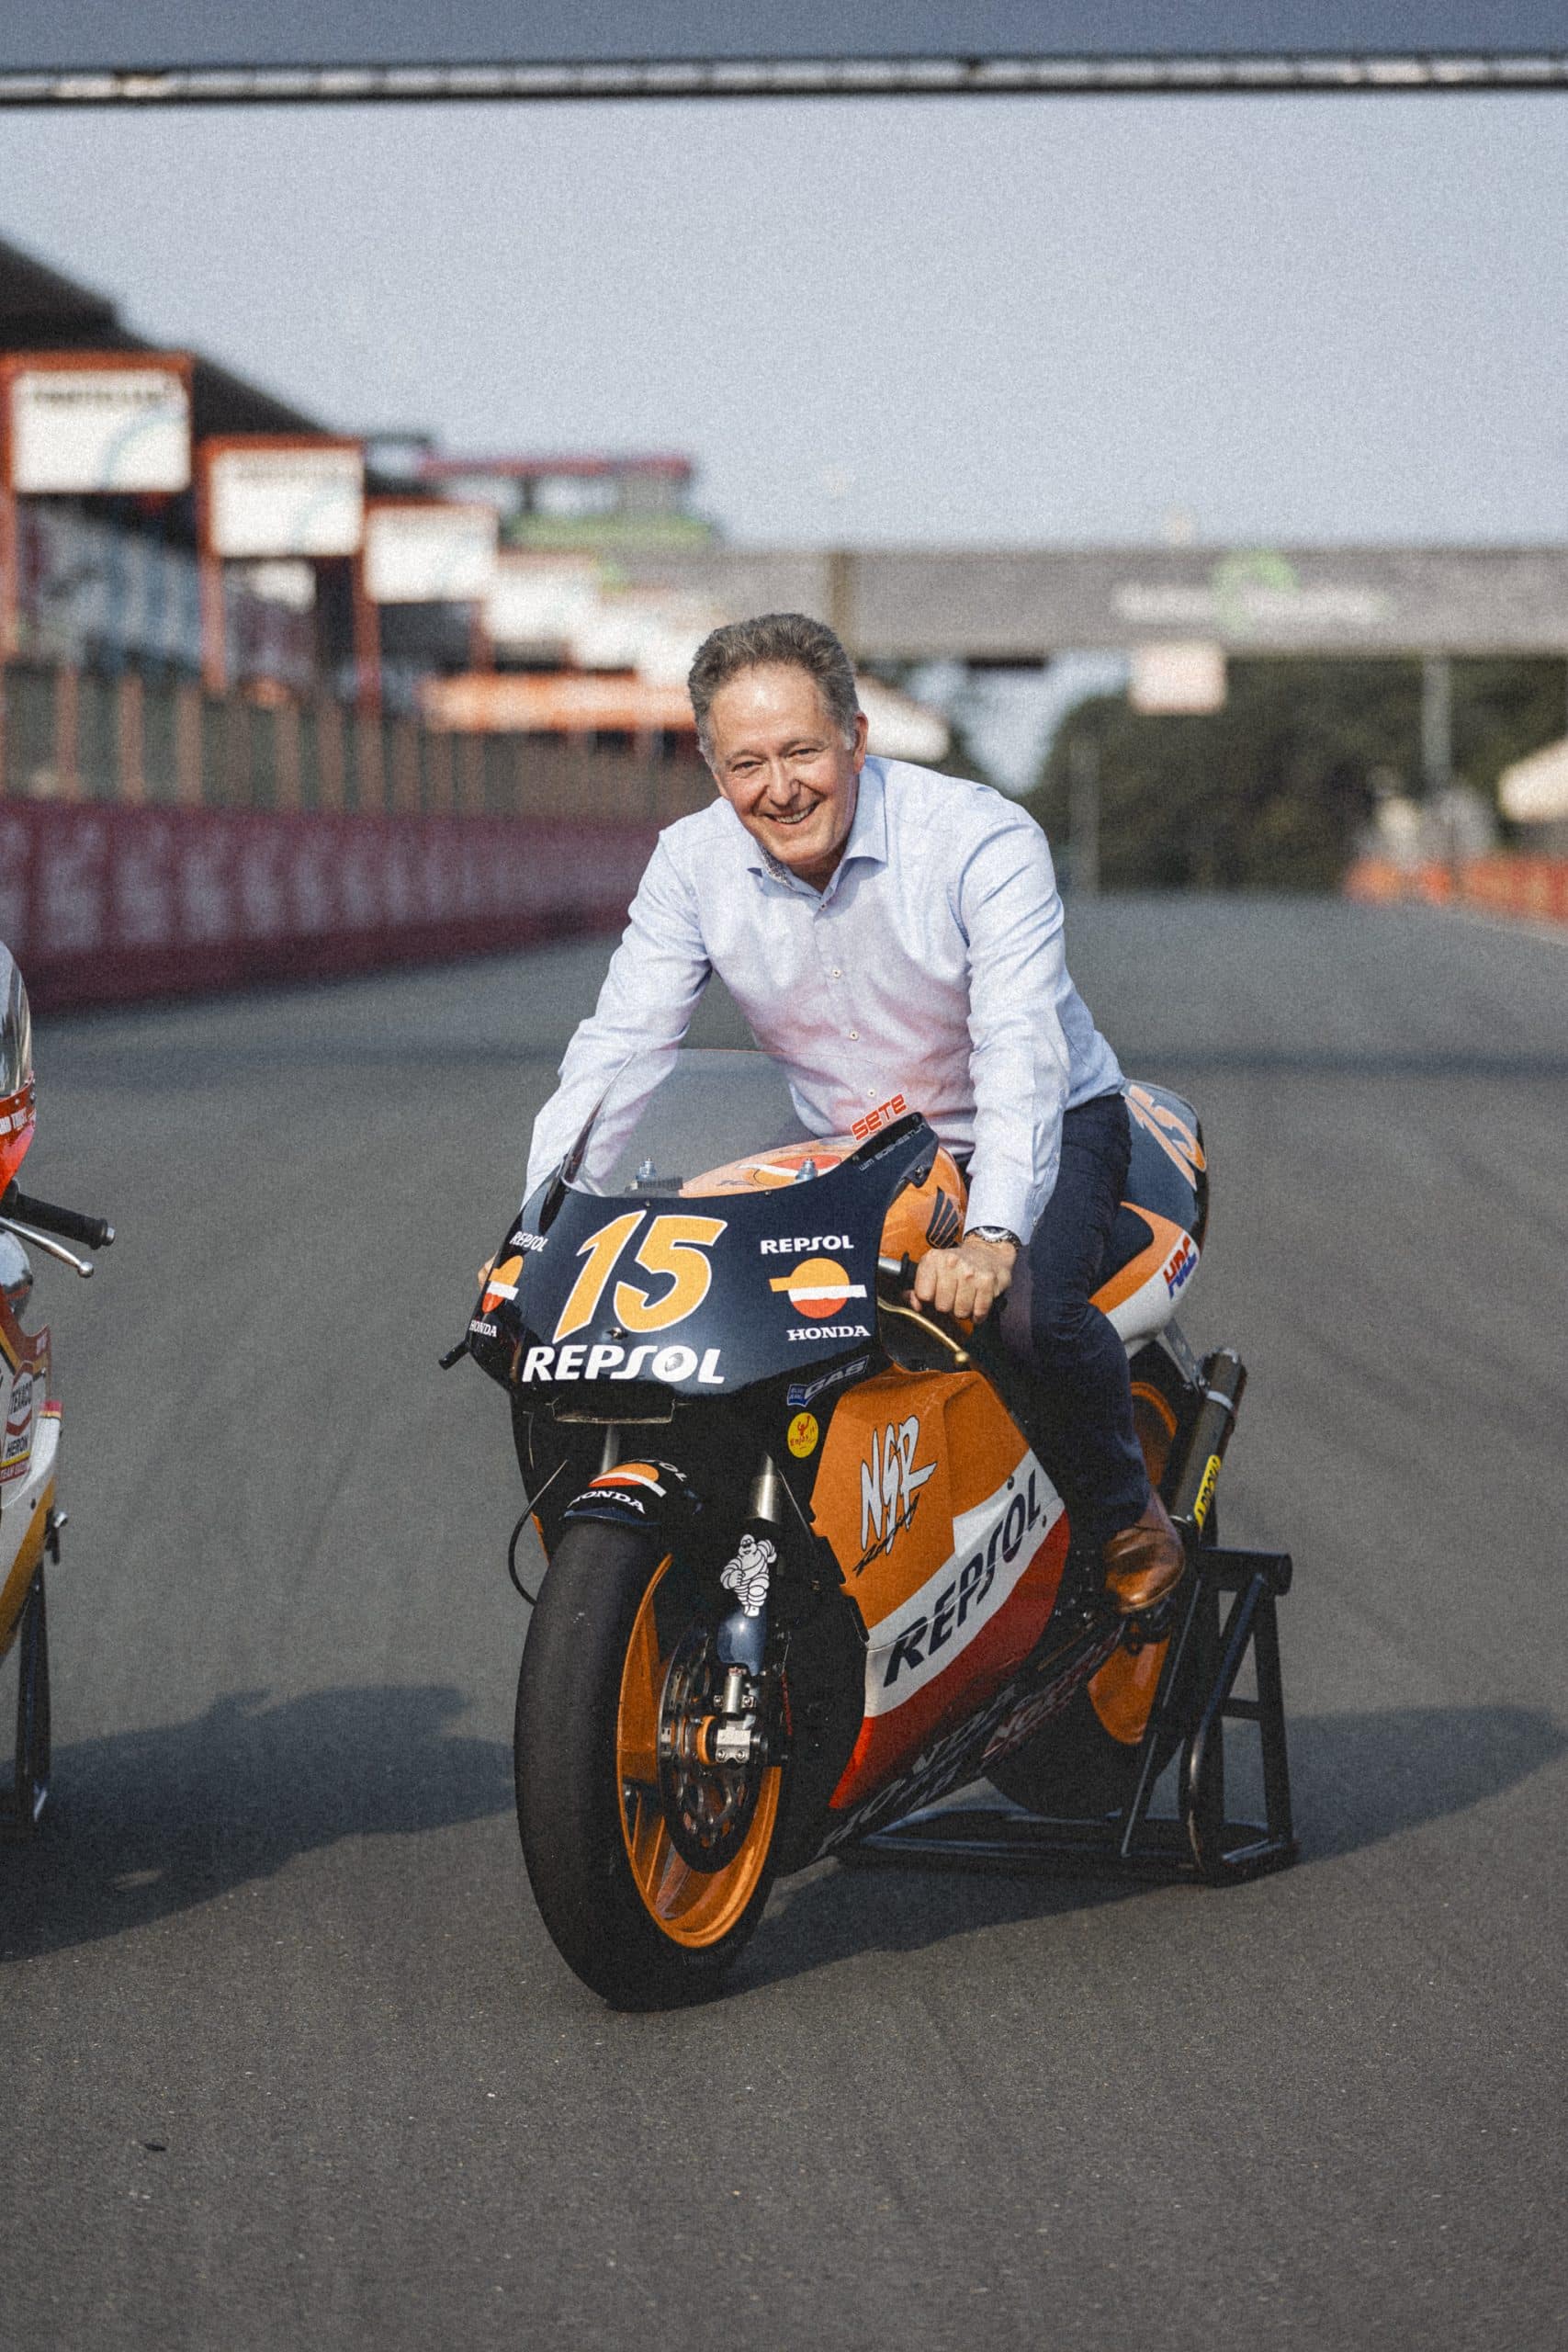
2;1185;115;1251
877;1250;1044;1445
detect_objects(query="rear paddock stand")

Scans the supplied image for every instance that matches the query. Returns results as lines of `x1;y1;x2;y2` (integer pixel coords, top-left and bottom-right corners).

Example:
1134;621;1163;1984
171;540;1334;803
848;1545;1297;1885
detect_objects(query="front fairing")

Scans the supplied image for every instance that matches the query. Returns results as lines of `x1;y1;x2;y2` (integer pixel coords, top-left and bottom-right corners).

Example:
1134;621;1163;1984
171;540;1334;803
468;1119;937;1407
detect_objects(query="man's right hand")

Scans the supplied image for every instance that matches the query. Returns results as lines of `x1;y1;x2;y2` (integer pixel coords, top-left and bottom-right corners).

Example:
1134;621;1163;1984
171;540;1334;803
911;1233;1016;1324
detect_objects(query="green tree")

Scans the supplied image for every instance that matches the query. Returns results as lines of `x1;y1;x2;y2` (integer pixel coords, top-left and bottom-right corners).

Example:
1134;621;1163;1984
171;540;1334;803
1030;657;1567;891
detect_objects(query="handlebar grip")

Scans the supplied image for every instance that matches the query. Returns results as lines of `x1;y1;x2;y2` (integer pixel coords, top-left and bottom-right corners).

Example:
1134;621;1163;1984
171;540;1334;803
4;1187;115;1250
876;1253;920;1290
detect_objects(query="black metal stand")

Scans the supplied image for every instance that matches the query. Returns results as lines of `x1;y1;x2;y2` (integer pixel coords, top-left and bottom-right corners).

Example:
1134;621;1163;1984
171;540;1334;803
850;1545;1296;1885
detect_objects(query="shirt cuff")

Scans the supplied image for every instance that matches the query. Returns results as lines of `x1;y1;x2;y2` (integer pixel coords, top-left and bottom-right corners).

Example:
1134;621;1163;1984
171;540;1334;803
964;1170;1034;1239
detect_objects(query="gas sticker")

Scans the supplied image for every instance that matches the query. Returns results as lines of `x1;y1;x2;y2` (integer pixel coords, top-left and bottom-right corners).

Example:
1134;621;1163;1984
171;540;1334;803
787;1411;820;1458
787;1355;870;1409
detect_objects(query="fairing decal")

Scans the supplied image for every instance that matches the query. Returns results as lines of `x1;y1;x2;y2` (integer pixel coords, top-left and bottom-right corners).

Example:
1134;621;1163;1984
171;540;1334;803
0;1396;57;1661
1095;1209;1201;1348
861;1450;1065;1717
803;1363;1075;1813
825;1510;1074;1824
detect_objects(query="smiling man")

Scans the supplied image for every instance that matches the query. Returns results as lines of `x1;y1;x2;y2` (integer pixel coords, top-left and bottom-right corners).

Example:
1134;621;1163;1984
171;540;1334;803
524;612;1182;1612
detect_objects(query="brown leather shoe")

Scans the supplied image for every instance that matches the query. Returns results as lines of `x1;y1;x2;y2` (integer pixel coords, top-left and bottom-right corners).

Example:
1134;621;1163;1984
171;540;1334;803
1102;1490;1187;1615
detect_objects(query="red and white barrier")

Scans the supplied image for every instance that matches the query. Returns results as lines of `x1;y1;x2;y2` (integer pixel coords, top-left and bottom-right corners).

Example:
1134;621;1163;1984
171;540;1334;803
0;802;657;1012
1345;854;1568;929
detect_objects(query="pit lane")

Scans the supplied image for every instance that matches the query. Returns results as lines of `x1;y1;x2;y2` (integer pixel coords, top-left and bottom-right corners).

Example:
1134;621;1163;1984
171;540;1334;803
4;898;1565;2348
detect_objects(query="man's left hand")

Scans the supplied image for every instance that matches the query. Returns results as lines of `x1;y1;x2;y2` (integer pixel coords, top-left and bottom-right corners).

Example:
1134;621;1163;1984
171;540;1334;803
911;1232;1017;1324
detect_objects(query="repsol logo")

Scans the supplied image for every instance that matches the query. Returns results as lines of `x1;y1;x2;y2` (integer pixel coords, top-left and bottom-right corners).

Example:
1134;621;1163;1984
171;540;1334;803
874;1464;1057;1703
760;1234;852;1256
519;1340;724;1385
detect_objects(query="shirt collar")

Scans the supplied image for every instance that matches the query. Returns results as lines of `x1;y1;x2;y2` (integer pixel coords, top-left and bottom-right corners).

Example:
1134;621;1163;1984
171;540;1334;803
740;758;889;898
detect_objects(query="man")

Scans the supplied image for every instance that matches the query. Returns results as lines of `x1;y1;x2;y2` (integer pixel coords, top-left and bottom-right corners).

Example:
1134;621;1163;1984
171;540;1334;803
524;612;1183;1612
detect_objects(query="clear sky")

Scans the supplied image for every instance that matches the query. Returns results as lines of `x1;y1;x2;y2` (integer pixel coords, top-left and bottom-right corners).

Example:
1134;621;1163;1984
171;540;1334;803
2;91;1566;549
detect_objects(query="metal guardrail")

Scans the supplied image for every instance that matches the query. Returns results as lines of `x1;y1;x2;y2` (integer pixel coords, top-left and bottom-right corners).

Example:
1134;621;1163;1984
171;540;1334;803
0;658;711;827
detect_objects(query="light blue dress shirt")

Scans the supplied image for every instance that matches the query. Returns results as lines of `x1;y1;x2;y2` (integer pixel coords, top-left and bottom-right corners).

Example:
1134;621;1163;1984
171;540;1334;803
525;757;1122;1237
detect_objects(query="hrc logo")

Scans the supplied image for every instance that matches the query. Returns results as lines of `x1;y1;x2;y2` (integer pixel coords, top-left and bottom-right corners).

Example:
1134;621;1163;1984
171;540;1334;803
1162;1236;1197;1297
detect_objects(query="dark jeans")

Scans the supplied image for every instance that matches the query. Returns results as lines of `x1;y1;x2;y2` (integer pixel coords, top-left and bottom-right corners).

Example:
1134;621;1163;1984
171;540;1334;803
995;1091;1150;1548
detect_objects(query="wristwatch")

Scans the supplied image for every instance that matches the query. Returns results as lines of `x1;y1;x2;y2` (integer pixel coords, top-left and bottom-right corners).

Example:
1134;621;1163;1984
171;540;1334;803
966;1225;1021;1250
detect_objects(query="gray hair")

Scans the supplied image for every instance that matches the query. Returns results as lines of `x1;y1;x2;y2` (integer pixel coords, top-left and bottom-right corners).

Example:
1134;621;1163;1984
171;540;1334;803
687;612;861;758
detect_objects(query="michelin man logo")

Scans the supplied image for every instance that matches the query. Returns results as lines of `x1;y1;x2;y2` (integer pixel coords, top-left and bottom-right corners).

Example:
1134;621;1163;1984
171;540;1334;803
719;1532;775;1617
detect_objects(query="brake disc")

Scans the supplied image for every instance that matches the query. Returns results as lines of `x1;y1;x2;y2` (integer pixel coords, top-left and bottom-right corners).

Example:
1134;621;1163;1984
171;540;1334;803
657;1623;766;1871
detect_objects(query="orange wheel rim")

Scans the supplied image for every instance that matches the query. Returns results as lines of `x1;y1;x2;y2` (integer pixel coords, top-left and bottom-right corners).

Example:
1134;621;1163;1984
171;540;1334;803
1130;1379;1179;1485
615;1556;782;1949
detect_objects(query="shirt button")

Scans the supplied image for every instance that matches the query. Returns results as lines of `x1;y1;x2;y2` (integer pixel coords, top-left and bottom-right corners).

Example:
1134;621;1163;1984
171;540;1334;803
848;1029;859;1040
829;967;842;978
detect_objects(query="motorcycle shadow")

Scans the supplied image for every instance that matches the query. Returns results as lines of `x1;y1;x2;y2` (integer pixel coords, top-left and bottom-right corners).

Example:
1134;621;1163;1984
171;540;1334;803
0;1682;512;1965
746;1702;1567;1991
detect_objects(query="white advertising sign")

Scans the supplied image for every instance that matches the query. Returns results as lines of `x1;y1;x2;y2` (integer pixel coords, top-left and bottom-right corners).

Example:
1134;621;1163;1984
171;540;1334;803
1129;640;1227;716
11;367;191;494
207;445;365;559
486;556;601;650
1498;736;1568;824
363;503;499;604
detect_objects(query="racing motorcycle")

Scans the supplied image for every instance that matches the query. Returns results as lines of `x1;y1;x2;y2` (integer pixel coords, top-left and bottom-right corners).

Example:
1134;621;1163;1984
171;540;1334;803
459;1050;1294;2007
0;944;115;1836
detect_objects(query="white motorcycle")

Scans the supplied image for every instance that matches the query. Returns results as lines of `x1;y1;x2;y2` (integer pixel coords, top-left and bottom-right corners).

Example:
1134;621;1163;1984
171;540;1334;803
0;944;114;1836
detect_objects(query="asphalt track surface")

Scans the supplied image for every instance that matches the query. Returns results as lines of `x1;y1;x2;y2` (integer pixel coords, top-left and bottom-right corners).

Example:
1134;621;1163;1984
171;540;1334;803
5;897;1567;2350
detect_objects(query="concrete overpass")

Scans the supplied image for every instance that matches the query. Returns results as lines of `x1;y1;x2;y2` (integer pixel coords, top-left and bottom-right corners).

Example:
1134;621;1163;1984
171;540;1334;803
610;544;1568;664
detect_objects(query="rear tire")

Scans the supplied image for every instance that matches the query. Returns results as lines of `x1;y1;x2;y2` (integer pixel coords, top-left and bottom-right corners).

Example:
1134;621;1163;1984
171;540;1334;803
514;1521;784;2008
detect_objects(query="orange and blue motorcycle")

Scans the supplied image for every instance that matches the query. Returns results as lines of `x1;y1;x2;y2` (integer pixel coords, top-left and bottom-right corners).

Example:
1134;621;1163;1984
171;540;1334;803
0;945;115;1837
458;1050;1294;2007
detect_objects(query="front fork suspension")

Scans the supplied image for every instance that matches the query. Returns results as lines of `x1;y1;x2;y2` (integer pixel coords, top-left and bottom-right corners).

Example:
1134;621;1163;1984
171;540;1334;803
704;1454;785;1766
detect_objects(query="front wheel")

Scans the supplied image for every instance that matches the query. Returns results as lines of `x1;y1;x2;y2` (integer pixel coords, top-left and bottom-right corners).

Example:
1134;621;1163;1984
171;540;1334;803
514;1521;784;2008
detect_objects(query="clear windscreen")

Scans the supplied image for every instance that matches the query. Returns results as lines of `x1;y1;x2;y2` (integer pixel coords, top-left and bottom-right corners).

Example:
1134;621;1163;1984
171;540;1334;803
563;1048;815;1196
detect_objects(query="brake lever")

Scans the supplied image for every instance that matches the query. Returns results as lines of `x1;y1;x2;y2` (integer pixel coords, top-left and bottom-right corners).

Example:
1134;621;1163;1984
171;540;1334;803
875;1252;1039;1444
0;1215;95;1279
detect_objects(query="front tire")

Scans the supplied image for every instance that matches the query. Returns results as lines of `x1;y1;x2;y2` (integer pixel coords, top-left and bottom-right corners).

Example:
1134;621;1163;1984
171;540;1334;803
514;1521;783;2008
